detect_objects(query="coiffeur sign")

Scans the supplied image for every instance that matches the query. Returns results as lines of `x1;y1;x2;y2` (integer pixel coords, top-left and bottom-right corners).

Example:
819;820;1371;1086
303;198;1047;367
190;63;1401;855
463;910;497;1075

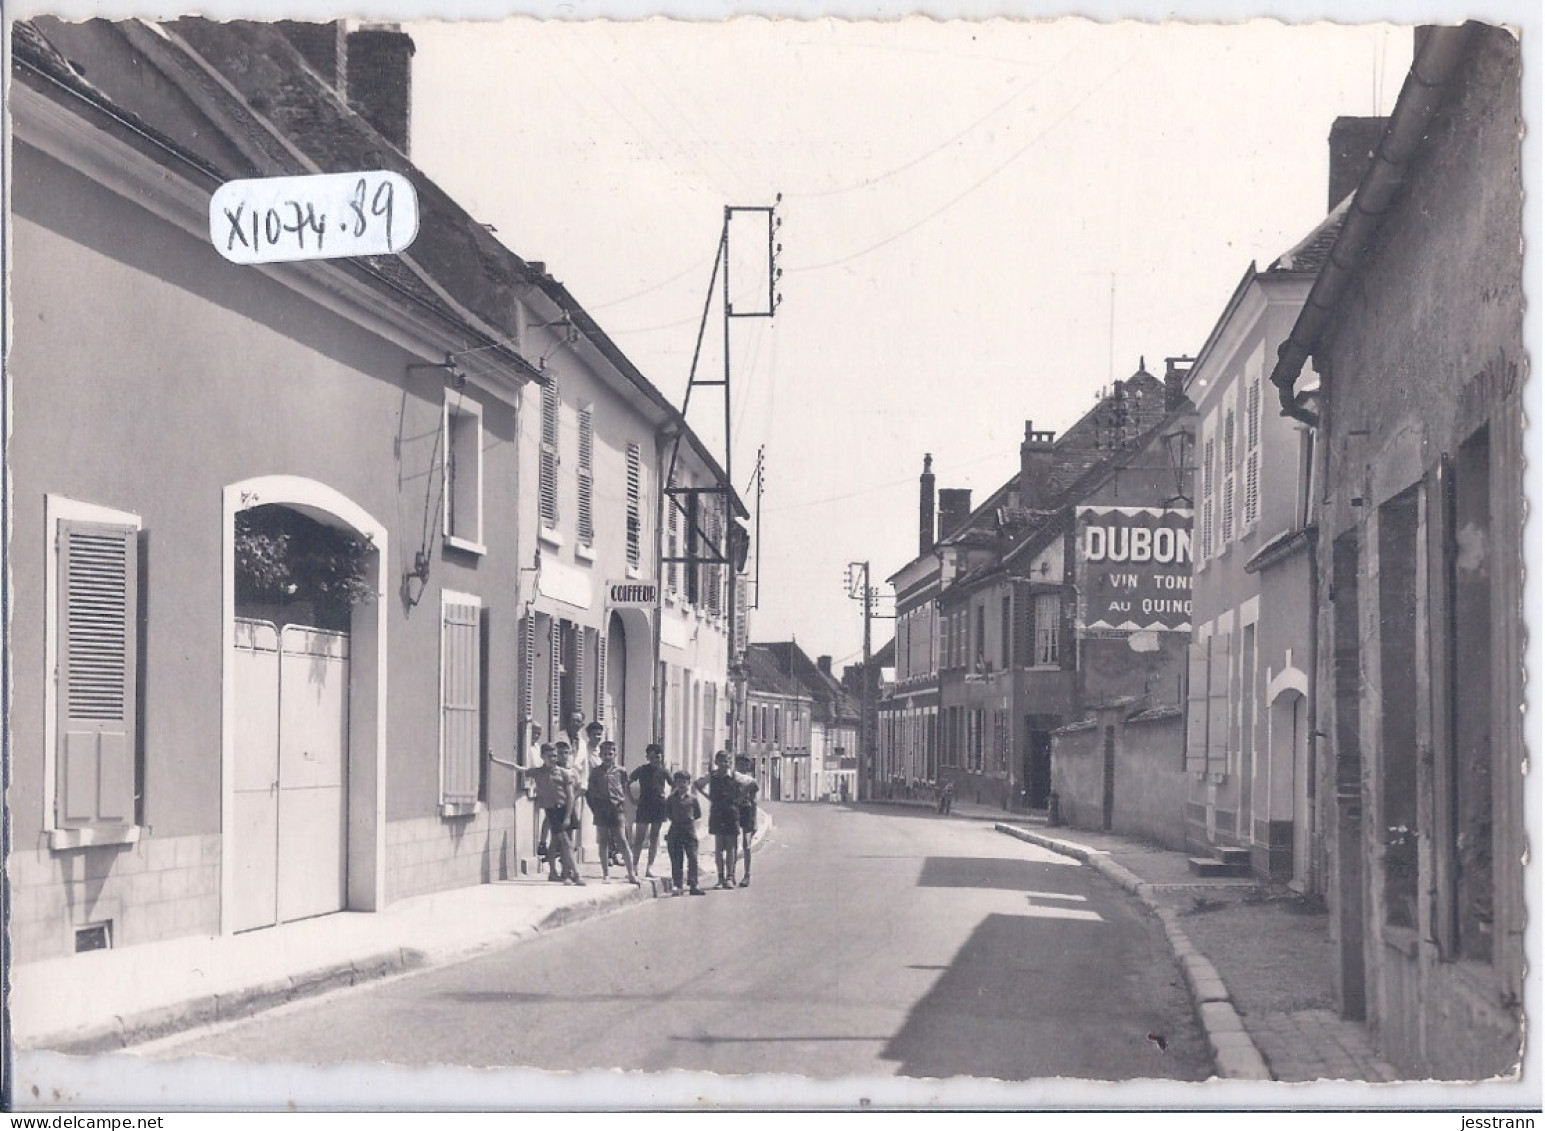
1075;505;1194;633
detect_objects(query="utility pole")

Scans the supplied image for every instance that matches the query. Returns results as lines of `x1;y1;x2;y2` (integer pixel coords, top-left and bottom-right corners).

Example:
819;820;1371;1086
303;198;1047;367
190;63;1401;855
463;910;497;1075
846;561;874;801
662;200;781;766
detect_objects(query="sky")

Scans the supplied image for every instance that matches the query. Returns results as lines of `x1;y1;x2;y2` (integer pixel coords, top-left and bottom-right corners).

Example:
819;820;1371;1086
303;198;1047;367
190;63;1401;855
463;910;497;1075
406;14;1413;669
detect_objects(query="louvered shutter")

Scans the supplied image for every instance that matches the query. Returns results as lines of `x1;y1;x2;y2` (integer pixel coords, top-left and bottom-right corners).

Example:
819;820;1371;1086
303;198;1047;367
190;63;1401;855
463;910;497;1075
706;497;722;617
547;617;561;735
1201;436;1216;557
666;481;679;592
1221;408;1236;544
577;405;595;547
441;596;481;806
625;443;643;569
574;623;587;727
520;613;536;733
57;521;138;826
1243;379;1260;530
596;630;608;729
540;382;560;529
1185;639;1209;773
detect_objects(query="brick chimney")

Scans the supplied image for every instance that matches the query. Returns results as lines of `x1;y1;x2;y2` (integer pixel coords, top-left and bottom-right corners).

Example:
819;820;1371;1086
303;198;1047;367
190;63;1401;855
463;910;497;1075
347;26;415;155
1164;356;1193;412
817;655;833;678
1019;420;1057;509
919;454;936;555
278;20;347;88
937;488;973;540
1328;116;1389;212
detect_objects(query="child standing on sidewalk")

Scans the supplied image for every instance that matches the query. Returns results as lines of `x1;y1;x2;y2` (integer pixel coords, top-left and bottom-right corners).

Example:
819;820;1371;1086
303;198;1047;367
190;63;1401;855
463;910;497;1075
665;771;706;896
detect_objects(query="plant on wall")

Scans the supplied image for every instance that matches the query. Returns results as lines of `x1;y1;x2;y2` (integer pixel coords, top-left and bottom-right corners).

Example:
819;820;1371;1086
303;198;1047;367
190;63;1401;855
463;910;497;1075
235;505;376;617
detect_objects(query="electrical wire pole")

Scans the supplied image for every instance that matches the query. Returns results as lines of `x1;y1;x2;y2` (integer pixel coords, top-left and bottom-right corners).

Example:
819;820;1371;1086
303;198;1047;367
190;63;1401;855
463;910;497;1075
846;561;873;802
662;200;782;768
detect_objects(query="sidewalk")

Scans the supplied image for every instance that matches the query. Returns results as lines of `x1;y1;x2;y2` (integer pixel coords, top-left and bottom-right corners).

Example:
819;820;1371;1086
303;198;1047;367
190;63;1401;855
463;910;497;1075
992;820;1403;1084
10;819;770;1055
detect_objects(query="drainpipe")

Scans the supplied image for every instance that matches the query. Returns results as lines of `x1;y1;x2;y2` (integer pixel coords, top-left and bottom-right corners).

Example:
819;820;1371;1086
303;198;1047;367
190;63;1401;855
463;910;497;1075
1270;23;1477;425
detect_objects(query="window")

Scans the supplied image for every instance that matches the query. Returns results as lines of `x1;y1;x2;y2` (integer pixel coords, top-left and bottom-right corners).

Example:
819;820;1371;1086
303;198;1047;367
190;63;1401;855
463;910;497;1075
1200;431;1217;559
974;603;986;670
539;381;560;534
576;405;595;550
774;706;782;744
1435;432;1495;962
1378;486;1420;929
1033;593;1061;666
1221;404;1237;545
440;590;483;816
48;498;142;847
1000;594;1011;670
443;393;484;554
1242;377;1261;532
703;683;717;765
625;442;643;570
665;478;680;594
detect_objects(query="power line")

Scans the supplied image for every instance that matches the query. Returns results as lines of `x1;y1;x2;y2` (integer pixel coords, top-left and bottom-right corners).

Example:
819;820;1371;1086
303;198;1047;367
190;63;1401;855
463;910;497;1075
785;48;1143;276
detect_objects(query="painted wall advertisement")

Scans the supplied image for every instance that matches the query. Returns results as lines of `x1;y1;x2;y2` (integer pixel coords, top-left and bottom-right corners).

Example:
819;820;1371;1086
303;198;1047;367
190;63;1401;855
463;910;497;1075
1075;505;1193;634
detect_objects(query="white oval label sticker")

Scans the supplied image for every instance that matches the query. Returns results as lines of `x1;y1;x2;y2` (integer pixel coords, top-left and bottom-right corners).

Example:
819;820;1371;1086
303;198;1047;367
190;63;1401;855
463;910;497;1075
210;171;420;264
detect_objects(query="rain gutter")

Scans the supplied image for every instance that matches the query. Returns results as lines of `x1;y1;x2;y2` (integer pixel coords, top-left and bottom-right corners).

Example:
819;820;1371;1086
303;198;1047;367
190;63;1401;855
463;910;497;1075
1269;23;1478;426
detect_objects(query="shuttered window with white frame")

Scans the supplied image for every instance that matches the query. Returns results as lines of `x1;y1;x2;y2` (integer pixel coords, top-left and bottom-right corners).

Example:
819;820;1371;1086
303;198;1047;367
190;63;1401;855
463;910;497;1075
665;478;679;593
539;381;560;531
440;591;482;813
56;518;139;829
1242;377;1261;532
1201;431;1217;559
576;404;595;549
625;442;643;569
1221;405;1237;545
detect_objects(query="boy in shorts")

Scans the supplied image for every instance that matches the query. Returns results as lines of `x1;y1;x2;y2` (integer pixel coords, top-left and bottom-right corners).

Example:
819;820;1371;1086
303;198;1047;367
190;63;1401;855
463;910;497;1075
586;742;640;885
695;751;740;889
734;755;759;888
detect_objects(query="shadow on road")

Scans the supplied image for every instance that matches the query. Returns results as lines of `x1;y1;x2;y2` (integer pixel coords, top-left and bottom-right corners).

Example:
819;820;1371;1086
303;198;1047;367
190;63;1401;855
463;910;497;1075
915;855;1087;894
879;909;1211;1082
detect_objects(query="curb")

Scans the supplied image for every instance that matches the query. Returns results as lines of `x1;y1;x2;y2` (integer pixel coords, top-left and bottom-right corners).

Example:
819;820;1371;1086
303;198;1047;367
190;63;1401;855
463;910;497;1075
31;816;776;1055
995;822;1273;1082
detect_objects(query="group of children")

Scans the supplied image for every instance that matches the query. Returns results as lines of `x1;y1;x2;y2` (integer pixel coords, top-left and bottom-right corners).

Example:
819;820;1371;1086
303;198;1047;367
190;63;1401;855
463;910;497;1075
516;721;759;897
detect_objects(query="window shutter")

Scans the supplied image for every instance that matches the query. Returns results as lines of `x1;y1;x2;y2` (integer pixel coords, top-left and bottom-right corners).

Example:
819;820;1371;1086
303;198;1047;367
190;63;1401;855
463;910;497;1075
540;382;560;529
57;521;138;826
520;613;536;729
1013;582;1035;667
625;443;643;568
547;616;561;735
1243;379;1261;530
577;405;594;547
706;496;722;617
574;623;587;725
596;629;608;729
441;597;481;806
1185;639;1209;774
1201;436;1216;558
1221;408;1236;544
666;480;679;592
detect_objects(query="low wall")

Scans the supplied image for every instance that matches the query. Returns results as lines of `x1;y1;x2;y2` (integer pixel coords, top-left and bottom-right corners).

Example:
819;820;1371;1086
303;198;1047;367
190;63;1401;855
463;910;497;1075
1050;707;1188;851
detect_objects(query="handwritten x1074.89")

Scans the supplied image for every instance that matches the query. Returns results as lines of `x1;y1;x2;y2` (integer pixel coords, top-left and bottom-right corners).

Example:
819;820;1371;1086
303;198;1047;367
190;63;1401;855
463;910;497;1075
210;171;420;265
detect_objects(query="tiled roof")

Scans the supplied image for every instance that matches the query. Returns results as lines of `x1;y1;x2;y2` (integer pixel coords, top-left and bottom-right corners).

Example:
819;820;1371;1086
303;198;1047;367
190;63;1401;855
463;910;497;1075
743;645;809;700
1267;195;1352;275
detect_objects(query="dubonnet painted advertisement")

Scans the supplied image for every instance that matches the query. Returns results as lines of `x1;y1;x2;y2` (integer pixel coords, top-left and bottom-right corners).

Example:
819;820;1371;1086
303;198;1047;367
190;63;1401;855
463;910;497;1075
1075;505;1194;634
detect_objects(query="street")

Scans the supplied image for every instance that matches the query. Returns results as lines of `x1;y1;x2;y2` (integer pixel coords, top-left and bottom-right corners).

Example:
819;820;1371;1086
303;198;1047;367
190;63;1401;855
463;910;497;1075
146;804;1209;1082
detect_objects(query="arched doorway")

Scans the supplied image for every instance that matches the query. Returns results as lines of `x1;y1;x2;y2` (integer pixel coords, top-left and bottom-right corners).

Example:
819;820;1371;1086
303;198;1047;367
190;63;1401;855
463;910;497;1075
606;612;627;754
221;477;387;935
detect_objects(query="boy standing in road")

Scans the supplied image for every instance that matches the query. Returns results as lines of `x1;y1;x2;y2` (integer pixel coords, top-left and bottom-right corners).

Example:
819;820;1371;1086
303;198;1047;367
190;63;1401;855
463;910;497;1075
665;771;706;896
734;755;759;888
629;744;670;878
517;743;582;885
696;750;740;889
587;742;640;885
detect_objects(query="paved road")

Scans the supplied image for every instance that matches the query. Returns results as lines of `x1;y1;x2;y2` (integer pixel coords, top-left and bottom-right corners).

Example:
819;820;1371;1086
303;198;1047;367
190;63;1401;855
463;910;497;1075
147;803;1209;1082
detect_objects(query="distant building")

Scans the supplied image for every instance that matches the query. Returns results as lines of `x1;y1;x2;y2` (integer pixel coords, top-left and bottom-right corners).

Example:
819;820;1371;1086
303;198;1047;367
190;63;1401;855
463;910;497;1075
1183;116;1384;886
757;643;860;801
1271;24;1525;1077
742;644;813;801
